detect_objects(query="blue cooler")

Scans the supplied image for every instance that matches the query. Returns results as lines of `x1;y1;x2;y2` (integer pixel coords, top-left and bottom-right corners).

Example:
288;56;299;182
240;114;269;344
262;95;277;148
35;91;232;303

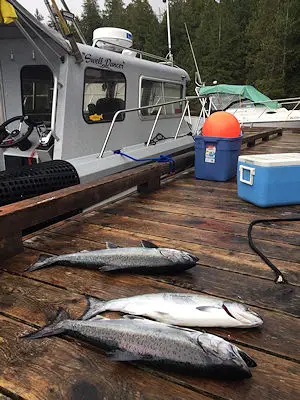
238;153;300;207
194;135;242;181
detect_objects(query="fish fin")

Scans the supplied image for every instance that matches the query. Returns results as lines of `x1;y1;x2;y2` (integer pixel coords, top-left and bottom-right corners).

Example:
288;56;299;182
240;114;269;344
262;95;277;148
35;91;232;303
167;324;197;333
98;264;121;272
21;308;70;339
106;242;119;249
79;296;106;320
122;315;147;320
107;349;143;362
238;350;257;368
155;311;169;317
89;315;109;320
25;254;54;272
196;306;219;312
140;240;158;248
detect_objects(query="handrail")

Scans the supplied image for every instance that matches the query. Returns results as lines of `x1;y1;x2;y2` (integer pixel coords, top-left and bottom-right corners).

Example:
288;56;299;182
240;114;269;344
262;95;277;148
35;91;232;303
146;106;163;146
174;101;190;139
93;39;174;65
97;97;199;158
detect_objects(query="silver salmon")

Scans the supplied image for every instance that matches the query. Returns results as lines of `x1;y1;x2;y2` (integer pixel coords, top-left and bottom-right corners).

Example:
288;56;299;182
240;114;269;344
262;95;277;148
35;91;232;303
26;240;198;274
23;309;256;379
81;293;263;328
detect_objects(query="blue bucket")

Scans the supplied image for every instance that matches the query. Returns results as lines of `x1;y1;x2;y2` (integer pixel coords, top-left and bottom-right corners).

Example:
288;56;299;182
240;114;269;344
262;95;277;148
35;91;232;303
194;134;242;181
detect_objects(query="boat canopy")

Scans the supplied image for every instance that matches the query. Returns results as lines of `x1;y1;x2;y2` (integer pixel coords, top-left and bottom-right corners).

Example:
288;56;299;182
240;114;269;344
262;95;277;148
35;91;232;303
0;0;71;57
197;84;279;109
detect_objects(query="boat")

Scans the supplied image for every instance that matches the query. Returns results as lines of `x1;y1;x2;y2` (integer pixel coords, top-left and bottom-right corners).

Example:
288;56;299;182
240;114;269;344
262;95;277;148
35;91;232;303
0;0;194;199
188;84;300;133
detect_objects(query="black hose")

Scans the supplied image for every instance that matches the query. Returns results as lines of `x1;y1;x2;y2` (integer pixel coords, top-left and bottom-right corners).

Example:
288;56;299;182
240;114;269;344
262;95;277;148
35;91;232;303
248;217;300;284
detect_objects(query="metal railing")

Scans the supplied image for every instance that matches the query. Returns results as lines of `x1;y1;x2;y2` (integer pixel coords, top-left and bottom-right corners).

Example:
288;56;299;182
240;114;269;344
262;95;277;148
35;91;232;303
192;92;300;130
97;97;199;158
224;97;300;124
92;38;175;66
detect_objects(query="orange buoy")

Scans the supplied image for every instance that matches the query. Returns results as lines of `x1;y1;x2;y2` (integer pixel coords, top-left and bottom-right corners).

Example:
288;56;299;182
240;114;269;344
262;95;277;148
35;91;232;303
202;111;241;138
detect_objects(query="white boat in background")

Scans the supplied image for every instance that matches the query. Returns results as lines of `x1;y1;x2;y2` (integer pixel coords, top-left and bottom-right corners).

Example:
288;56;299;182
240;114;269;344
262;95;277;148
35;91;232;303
188;84;300;133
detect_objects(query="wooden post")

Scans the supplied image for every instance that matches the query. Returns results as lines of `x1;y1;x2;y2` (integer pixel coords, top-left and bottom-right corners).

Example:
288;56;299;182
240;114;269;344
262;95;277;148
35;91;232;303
137;175;161;194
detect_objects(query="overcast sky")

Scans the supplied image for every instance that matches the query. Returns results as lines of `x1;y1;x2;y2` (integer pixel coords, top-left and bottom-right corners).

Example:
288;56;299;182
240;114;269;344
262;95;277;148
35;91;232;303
19;0;165;18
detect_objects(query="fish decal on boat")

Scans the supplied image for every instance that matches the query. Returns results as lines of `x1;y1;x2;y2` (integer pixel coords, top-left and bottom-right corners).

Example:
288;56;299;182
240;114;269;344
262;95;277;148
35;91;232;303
22;309;256;379
80;293;263;328
26;240;199;274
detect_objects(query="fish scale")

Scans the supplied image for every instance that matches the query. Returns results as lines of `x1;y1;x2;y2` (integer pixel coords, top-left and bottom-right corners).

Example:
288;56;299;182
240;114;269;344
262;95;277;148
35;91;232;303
26;240;199;274
23;311;256;379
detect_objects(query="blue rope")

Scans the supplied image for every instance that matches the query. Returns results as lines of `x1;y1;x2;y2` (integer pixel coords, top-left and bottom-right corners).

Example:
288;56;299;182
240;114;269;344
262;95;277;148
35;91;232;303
114;150;175;173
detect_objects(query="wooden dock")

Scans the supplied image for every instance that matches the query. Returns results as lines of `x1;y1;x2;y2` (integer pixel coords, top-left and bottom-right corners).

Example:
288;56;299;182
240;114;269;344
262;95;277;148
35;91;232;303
0;129;300;400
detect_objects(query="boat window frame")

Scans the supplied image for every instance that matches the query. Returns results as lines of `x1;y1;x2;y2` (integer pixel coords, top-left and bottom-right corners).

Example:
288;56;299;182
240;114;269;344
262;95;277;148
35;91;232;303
82;66;127;125
138;76;184;120
20;64;54;125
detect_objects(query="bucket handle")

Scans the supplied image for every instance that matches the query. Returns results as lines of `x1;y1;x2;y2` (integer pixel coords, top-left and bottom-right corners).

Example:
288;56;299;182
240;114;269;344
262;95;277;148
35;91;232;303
239;165;255;185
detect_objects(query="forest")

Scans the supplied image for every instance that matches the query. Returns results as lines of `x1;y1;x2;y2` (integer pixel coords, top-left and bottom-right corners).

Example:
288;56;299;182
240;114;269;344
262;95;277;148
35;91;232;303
36;0;300;99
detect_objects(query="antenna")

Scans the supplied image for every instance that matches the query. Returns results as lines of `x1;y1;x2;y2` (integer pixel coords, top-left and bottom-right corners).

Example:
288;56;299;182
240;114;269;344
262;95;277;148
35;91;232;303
48;0;83;63
162;0;173;65
60;0;87;44
184;23;202;86
44;0;62;34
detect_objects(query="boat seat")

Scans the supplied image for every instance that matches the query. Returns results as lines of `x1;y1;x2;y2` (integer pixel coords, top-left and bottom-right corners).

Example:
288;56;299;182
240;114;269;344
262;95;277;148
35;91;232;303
87;103;96;115
95;98;125;121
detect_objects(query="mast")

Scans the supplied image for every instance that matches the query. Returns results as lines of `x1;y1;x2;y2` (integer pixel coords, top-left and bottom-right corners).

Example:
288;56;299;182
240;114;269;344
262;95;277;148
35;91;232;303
184;23;202;86
163;0;173;65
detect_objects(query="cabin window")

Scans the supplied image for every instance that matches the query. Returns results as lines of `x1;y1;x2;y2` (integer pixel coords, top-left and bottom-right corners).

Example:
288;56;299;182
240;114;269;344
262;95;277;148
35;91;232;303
83;68;126;123
21;65;54;126
140;79;183;117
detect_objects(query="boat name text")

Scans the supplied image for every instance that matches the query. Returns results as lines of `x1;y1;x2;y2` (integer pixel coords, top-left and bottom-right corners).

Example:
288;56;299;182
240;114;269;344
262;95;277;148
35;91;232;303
83;53;125;69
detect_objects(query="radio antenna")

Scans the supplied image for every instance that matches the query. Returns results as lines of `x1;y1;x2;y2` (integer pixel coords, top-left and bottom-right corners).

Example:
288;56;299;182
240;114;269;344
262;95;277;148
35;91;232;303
184;23;202;86
163;0;173;65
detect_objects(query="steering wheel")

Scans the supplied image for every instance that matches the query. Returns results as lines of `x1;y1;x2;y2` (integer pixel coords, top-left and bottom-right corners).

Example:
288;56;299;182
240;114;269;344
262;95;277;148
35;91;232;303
0;115;35;148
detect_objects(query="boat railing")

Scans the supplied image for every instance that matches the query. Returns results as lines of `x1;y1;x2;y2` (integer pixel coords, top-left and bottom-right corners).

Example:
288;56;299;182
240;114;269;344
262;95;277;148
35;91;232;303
228;97;300;124
195;94;300;125
97;97;199;158
93;39;177;66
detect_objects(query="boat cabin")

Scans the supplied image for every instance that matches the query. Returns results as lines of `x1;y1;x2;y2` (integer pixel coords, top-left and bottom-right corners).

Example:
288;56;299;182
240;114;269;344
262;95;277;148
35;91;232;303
0;1;193;182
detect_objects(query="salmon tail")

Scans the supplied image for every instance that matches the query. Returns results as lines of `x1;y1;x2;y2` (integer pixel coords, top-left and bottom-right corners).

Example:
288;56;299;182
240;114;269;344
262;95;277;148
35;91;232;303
25;254;54;272
79;296;106;320
21;308;70;339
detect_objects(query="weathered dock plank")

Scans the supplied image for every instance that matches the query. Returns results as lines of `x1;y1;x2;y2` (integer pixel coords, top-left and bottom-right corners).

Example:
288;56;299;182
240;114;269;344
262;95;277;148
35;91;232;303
24;229;300;286
70;213;300;264
99;203;300;245
0;274;299;400
2;253;299;361
0;130;300;400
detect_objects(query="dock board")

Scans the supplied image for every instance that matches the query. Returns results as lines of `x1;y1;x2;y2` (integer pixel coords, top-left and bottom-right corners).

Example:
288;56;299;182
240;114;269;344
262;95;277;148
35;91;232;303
1;130;300;400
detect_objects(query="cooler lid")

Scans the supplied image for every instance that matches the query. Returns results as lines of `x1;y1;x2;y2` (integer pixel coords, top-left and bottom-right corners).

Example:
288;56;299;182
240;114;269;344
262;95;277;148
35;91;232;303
239;153;300;167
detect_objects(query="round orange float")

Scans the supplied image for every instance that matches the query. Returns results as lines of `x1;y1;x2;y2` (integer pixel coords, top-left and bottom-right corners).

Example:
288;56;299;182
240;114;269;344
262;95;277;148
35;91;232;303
202;111;241;138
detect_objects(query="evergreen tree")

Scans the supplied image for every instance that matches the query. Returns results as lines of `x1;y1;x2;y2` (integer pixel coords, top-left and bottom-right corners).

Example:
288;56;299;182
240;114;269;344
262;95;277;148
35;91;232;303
125;0;159;54
34;8;44;22
79;0;103;44
283;0;300;97
60;0;300;98
246;0;288;98
103;0;125;27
